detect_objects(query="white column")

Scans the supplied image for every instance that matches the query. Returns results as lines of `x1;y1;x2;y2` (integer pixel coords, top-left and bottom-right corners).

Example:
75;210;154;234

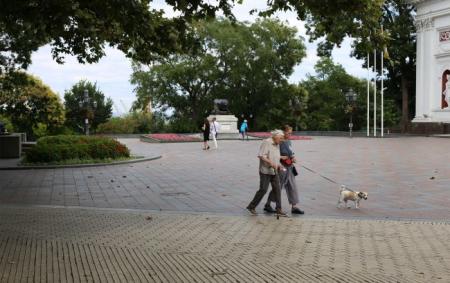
367;53;370;137
373;50;377;137
381;50;384;137
415;27;424;119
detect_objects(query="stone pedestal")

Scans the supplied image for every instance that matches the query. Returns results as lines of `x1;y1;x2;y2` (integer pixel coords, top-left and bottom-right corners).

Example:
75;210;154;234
0;134;22;158
208;114;240;139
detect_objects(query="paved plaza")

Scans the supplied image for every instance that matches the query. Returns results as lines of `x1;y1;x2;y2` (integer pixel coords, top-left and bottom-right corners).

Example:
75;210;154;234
0;137;449;282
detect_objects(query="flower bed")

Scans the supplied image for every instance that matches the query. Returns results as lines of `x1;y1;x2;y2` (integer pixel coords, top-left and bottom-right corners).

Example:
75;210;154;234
247;132;312;140
142;133;202;143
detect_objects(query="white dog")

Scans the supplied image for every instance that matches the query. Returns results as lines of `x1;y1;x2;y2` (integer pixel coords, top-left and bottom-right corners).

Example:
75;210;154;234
337;185;368;209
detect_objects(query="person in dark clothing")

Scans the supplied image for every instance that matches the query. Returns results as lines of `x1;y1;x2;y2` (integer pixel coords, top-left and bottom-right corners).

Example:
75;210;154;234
202;118;211;150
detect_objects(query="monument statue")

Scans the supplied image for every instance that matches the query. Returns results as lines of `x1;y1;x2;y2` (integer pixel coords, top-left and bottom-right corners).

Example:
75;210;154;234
213;99;230;115
208;98;239;137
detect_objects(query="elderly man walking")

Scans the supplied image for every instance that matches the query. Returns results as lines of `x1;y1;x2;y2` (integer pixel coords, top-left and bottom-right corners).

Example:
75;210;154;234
246;130;287;217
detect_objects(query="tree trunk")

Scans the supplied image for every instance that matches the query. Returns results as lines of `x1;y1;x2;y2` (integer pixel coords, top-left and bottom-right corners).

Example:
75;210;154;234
401;76;409;133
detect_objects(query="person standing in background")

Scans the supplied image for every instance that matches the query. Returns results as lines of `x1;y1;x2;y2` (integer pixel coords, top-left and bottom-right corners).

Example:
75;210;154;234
210;117;220;149
240;119;249;140
202;118;210;150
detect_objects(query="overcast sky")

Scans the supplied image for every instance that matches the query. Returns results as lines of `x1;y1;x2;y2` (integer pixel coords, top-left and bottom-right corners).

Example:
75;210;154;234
28;1;366;116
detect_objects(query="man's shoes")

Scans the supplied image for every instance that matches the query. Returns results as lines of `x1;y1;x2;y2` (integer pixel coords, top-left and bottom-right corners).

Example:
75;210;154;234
291;207;305;215
263;205;276;213
276;209;288;217
247;207;257;215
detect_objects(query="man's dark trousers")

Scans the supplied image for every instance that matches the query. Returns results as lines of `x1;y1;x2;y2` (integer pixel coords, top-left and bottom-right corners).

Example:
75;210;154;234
247;173;281;209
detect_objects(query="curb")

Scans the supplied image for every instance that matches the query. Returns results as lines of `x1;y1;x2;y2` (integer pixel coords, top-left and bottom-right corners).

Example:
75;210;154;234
0;155;162;170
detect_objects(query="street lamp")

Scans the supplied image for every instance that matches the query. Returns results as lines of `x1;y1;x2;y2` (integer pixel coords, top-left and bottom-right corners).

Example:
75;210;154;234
345;89;357;137
79;89;97;135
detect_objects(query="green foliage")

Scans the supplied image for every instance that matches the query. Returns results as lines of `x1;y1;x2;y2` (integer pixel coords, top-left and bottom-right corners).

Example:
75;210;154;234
0;72;65;138
0;0;241;73
0;114;14;133
25;135;130;163
131;18;307;130
64;80;113;133
303;57;400;131
96;111;166;134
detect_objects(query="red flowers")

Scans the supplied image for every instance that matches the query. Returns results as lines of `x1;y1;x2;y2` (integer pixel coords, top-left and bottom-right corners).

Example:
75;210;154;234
144;133;202;142
247;132;312;140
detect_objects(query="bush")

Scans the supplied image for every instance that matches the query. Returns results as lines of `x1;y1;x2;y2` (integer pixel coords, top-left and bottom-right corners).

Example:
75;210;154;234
25;135;130;163
96;116;138;134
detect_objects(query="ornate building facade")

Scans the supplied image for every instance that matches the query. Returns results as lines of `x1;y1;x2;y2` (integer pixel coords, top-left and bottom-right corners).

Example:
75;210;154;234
409;0;450;133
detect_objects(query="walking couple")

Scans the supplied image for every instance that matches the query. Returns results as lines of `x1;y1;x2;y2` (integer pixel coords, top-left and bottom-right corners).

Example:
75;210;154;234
202;117;220;150
247;125;304;216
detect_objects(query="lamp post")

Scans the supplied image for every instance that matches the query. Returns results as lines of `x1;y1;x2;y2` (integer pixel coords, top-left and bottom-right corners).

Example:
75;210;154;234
345;89;357;137
79;89;97;135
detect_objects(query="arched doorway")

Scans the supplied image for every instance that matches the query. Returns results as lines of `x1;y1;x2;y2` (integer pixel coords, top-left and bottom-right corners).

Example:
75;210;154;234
442;70;450;109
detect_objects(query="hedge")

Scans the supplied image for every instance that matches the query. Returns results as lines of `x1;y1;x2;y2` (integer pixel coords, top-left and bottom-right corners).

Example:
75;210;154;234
25;135;130;163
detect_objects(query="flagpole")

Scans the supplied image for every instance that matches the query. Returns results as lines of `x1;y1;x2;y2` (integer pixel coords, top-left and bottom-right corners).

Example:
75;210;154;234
381;50;384;138
367;52;370;137
373;50;377;137
381;26;384;138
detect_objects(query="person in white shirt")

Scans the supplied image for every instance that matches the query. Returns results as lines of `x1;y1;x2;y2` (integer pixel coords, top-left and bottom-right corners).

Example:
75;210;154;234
210;117;220;149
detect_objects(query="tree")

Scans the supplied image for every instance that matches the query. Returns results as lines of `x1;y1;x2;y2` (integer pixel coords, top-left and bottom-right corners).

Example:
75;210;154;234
302;57;400;131
131;18;307;131
0;0;242;73
64;80;113;133
0;72;65;137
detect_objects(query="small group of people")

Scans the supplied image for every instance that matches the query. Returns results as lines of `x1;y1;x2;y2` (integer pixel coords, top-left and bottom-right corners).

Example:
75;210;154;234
202;117;220;150
247;125;304;216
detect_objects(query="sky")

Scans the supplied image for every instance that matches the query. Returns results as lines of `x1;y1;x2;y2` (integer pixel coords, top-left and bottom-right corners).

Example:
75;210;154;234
28;1;367;116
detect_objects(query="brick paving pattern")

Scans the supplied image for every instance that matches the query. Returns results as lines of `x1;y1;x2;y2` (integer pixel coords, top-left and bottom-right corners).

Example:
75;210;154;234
0;206;449;282
0;137;448;220
0;137;449;282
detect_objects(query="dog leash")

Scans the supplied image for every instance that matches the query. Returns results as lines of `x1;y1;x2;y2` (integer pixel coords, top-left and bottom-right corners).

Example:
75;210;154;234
300;164;356;191
300;164;339;184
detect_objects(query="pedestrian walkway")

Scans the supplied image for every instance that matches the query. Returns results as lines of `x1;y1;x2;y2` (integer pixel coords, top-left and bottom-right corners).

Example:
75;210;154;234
0;205;449;282
1;137;449;282
0;137;448;220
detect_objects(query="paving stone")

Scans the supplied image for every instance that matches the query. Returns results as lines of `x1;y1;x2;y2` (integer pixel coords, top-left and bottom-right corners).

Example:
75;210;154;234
0;206;448;282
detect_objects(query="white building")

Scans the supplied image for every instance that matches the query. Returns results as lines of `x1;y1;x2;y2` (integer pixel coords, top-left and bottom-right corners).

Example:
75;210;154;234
409;0;450;129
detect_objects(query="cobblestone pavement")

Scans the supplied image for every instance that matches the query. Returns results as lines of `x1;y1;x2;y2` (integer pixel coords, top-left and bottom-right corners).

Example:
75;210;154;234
0;205;449;282
1;137;449;282
0;137;448;220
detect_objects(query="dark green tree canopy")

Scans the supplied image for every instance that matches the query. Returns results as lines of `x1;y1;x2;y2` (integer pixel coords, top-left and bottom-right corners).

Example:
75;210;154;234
131;18;307;130
64;80;113;133
0;0;392;74
0;0;242;73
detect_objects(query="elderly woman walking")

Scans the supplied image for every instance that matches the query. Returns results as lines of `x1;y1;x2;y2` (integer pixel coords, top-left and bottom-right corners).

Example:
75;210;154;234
246;129;287;217
264;125;304;215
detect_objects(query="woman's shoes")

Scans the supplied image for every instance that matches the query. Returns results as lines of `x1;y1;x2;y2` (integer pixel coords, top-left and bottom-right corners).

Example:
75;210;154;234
291;207;305;214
